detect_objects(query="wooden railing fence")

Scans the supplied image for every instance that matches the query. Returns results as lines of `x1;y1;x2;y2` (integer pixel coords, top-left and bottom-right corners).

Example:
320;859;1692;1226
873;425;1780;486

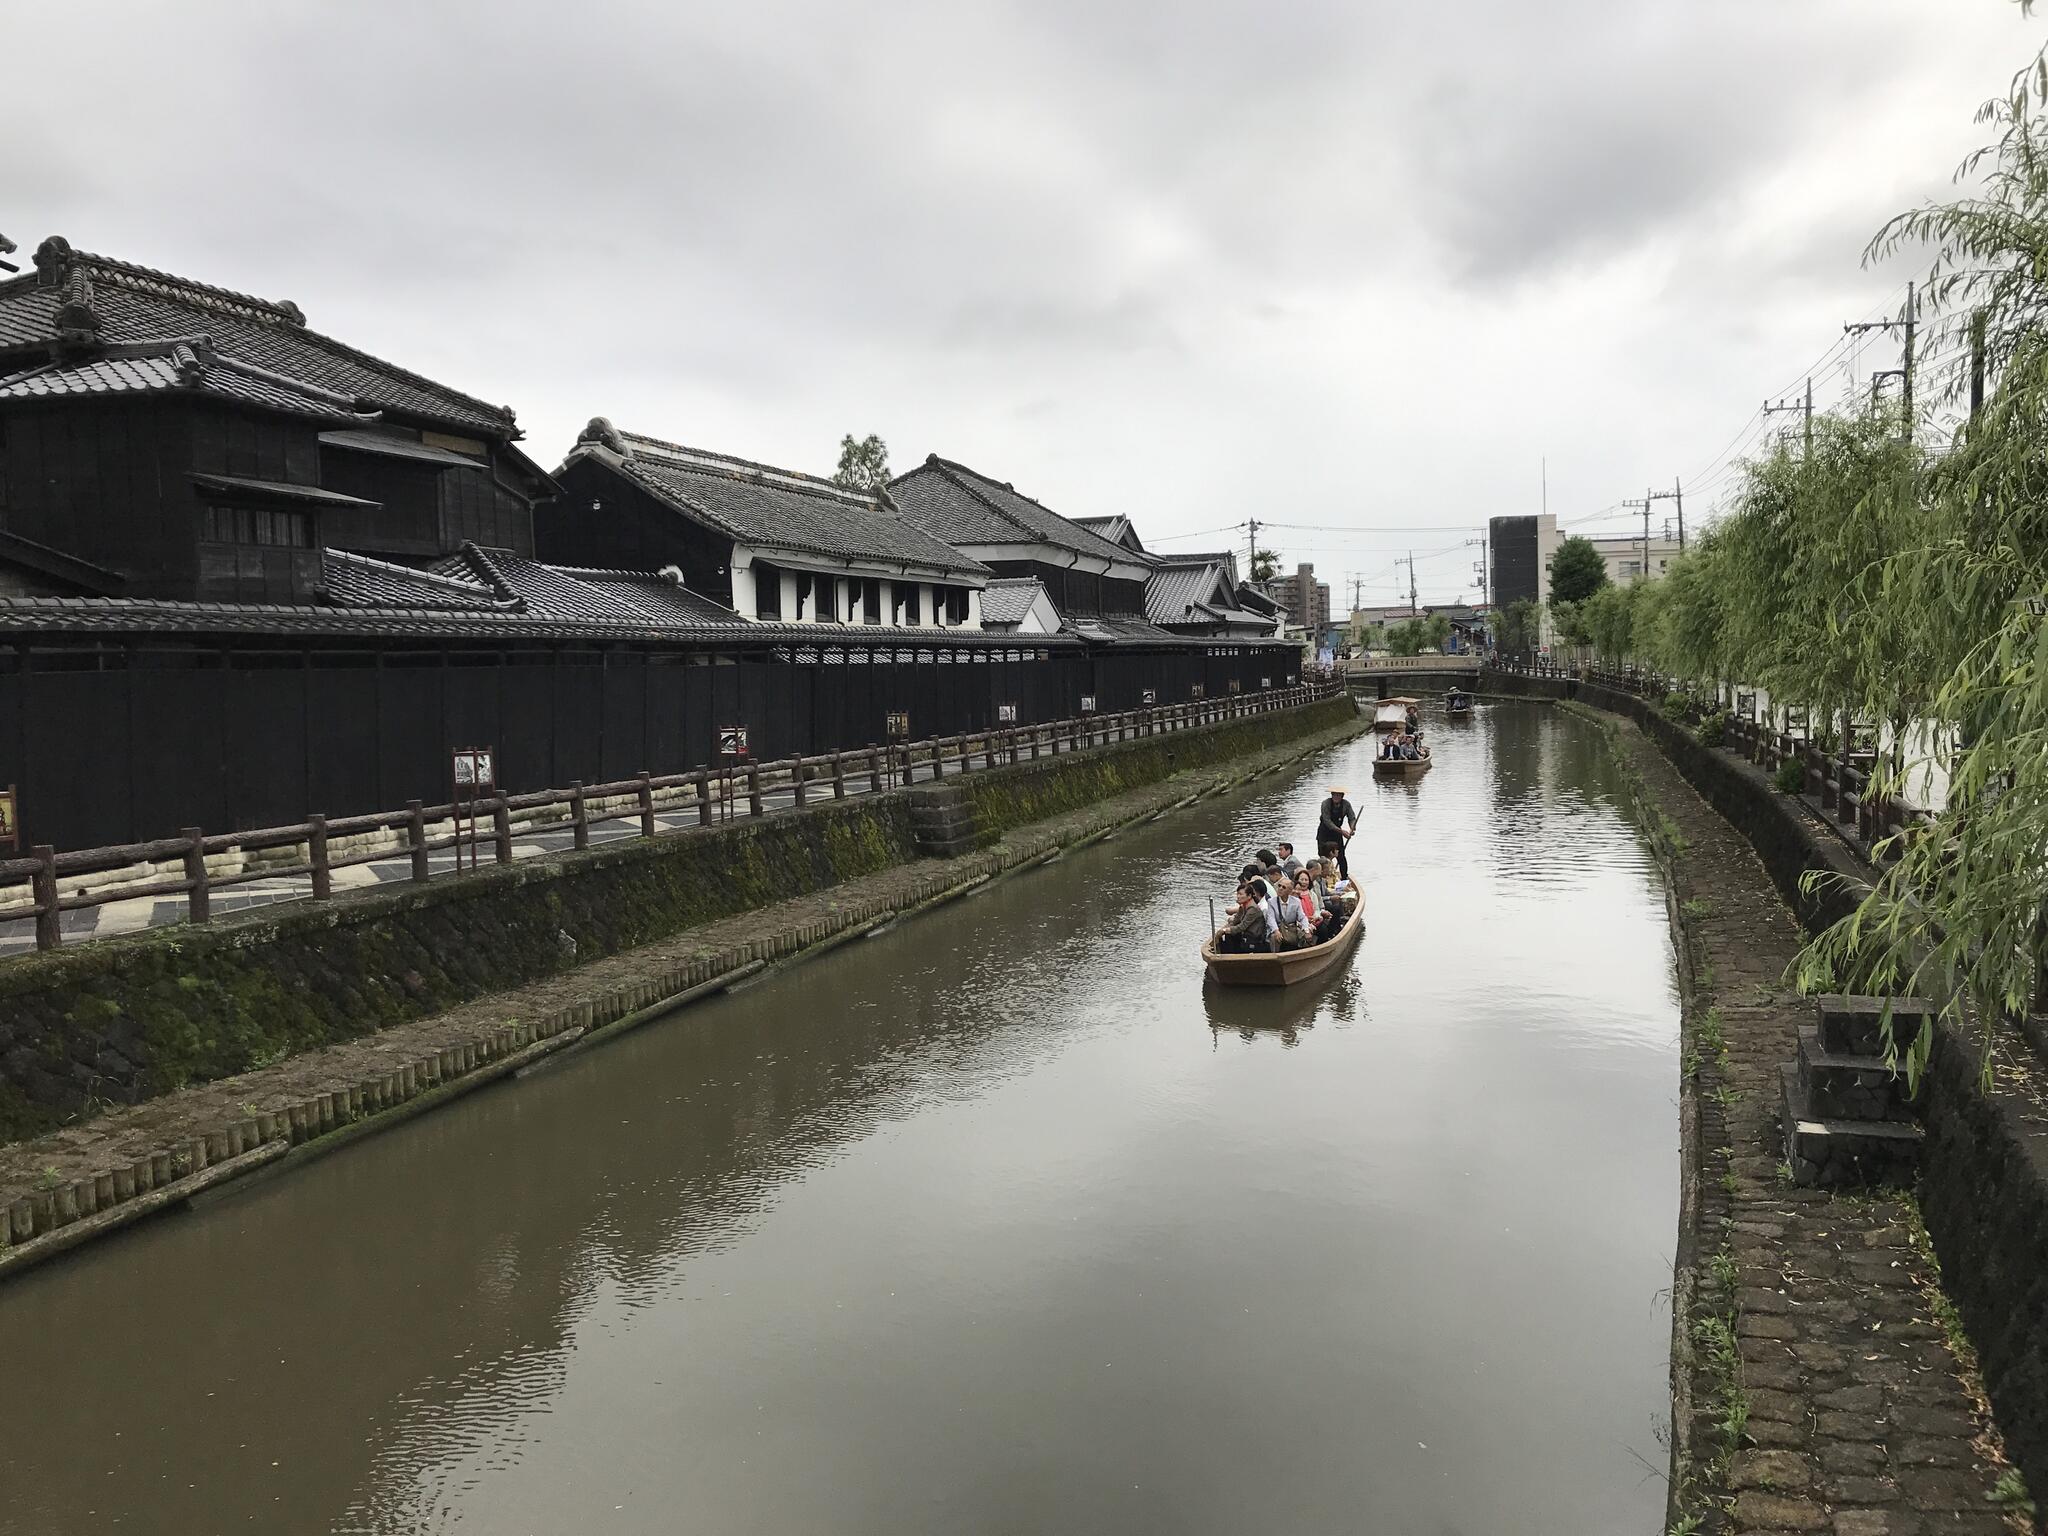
0;682;1341;953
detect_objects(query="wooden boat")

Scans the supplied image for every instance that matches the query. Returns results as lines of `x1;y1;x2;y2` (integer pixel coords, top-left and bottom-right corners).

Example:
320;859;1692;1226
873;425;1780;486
1202;889;1365;988
1372;753;1433;780
1372;696;1420;732
1445;690;1473;717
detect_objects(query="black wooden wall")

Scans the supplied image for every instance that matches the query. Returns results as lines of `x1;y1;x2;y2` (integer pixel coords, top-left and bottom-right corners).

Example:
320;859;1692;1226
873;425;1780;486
0;638;1300;850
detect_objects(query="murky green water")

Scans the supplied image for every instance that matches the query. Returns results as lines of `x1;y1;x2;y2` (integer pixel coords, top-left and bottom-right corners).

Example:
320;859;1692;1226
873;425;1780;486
0;702;1678;1535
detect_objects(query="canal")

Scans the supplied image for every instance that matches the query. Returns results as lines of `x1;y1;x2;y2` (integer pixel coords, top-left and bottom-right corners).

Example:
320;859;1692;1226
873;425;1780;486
0;702;1679;1536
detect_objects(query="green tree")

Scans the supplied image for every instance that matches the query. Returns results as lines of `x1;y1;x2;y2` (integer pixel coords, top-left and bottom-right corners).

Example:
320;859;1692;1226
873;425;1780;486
1385;618;1426;656
1422;613;1452;651
1548;535;1610;605
1250;548;1280;583
1551;597;1592;647
832;433;890;492
1495;598;1540;657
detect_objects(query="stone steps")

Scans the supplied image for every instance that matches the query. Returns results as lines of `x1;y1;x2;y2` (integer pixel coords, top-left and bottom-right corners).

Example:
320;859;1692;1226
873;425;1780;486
1780;994;1926;1187
907;785;982;857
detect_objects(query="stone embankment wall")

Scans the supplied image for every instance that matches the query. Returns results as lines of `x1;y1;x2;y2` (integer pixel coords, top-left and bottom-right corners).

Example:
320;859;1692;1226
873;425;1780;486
0;694;1355;1142
1488;668;2048;1510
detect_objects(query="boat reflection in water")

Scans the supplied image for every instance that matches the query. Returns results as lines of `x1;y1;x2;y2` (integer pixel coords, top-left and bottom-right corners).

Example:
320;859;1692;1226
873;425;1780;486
1202;959;1365;1045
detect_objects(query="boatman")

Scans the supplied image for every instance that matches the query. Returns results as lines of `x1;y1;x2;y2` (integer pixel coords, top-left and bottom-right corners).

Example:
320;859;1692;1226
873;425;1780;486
1317;784;1358;879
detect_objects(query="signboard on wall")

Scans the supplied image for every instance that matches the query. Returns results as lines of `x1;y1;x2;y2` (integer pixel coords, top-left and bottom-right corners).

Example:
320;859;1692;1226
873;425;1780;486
1140;688;1158;705
452;748;496;789
0;784;16;852
1736;691;1756;720
997;703;1018;723
1190;684;1205;699
1079;696;1097;714
885;712;911;740
718;726;750;759
1261;677;1272;688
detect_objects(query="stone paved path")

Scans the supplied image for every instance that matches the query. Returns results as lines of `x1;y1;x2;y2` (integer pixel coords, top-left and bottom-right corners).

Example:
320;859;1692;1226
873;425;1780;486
1608;712;2027;1536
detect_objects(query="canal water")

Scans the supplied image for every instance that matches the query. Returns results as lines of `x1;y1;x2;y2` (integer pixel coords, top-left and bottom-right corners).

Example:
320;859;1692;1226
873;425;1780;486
0;702;1679;1536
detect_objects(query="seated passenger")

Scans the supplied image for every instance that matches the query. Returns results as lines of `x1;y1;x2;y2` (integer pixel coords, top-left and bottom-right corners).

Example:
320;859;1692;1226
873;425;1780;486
1276;842;1303;882
1215;879;1270;953
1268;881;1312;952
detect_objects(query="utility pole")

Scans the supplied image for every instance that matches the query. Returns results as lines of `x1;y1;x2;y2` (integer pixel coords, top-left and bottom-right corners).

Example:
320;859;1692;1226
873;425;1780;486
1467;535;1489;607
1645;483;1683;561
1969;310;1986;423
1407;550;1418;615
1764;380;1812;457
1844;284;1916;442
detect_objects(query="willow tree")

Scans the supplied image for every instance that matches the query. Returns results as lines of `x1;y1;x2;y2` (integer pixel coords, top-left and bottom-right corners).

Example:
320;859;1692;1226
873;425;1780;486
1803;35;2048;1074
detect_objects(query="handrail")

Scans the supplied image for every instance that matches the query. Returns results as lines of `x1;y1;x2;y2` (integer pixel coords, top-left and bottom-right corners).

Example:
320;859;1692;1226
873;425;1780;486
1;681;1343;954
1481;658;1931;856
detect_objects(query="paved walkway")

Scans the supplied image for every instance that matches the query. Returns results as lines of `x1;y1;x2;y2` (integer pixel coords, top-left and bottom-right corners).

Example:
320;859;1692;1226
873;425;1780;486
1611;712;2026;1536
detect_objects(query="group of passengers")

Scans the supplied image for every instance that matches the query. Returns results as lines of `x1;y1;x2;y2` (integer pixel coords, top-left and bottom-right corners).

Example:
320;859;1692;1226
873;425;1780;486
1212;841;1358;954
1379;729;1428;762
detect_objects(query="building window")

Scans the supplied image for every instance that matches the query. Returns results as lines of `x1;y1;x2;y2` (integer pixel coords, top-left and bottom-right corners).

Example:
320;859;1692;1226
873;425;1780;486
863;577;881;624
795;571;812;620
1620;561;1640;578
202;504;311;548
904;584;921;625
754;560;781;619
946;586;971;625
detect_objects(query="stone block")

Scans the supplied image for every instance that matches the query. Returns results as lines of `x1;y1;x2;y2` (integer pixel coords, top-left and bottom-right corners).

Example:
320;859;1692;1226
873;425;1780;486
1797;1026;1911;1122
1731;1448;1817;1489
1816;994;1932;1057
1731;1489;1830;1529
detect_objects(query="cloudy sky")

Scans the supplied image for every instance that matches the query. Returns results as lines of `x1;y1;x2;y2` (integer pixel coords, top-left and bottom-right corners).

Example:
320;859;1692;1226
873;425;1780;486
5;1;2034;604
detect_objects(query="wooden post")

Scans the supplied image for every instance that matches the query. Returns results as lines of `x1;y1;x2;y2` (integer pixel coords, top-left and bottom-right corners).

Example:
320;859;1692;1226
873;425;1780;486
792;756;808;808
868;748;882;793
492;796;513;864
31;844;58;952
407;801;430;882
182;828;210;925
570;781;590;850
308;814;332;901
832;752;847;798
638;771;657;836
694;770;713;826
747;764;764;817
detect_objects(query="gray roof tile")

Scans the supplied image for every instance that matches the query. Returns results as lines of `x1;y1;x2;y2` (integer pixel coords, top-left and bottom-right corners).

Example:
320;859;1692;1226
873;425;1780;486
0;239;515;433
566;424;988;576
890;457;1143;567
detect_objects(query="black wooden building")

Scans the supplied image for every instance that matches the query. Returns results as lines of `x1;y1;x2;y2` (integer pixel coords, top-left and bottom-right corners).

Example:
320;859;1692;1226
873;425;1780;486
0;237;555;603
0;239;1299;852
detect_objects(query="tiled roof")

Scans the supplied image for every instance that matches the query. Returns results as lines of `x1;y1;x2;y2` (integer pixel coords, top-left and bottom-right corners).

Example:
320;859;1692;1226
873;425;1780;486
0;593;1086;647
0;238;516;434
889;457;1142;567
977;577;1048;627
431;546;657;624
1144;562;1233;625
1065;614;1183;645
0;529;123;595
323;549;511;611
0;339;360;418
564;421;989;577
553;567;748;626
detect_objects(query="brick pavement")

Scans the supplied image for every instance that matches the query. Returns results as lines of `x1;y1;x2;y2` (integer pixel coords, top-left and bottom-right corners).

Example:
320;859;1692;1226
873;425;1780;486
1603;710;2030;1536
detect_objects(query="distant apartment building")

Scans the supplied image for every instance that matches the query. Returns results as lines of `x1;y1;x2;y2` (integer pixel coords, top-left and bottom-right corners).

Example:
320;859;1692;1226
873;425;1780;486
1267;563;1330;634
1588;533;1684;584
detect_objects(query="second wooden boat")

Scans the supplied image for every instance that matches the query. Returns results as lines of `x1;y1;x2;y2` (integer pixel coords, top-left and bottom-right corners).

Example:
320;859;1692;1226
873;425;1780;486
1372;755;1433;780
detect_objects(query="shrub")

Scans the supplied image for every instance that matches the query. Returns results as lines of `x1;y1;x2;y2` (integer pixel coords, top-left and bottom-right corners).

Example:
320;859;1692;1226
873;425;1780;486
1694;710;1728;748
1774;758;1807;794
1661;691;1692;725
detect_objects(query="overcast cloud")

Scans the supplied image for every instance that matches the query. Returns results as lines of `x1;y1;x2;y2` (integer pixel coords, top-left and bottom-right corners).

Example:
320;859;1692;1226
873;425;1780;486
2;0;2033;604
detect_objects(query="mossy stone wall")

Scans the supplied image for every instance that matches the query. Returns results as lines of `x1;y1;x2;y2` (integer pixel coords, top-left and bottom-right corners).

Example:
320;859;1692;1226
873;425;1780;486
0;695;1354;1142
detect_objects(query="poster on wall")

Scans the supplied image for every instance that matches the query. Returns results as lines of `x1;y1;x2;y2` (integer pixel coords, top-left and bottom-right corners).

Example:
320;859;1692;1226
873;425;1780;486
1079;695;1097;714
718;726;750;759
0;784;17;852
885;712;911;739
997;703;1018;723
452;748;496;789
1140;688;1158;705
